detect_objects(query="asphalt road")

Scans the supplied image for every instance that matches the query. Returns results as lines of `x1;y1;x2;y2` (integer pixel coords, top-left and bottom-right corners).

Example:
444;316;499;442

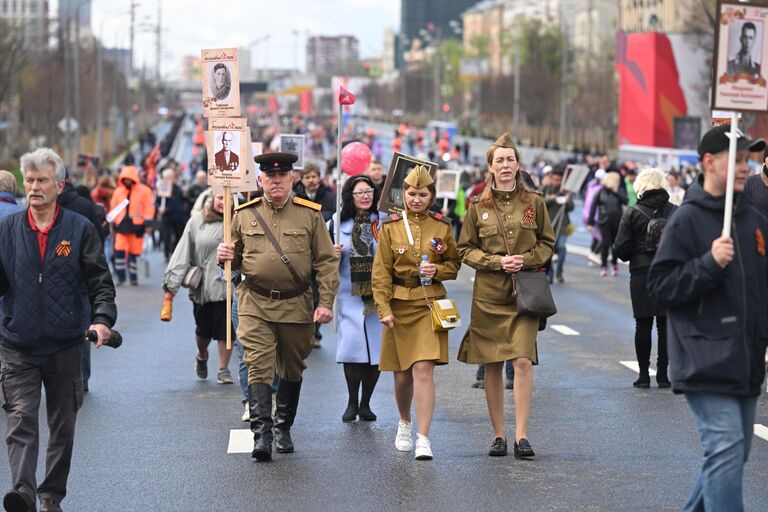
1;236;766;511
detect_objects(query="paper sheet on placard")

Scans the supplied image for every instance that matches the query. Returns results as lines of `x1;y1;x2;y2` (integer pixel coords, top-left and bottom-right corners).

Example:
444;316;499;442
206;118;248;190
280;134;305;170
106;198;129;223
233;142;261;193
201;48;241;118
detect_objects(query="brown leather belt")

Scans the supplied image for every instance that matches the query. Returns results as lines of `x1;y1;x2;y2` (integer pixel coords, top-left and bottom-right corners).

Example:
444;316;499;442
392;277;421;288
243;278;309;300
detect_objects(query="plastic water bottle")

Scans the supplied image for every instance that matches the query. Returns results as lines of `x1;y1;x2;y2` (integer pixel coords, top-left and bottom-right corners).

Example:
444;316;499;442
420;255;432;286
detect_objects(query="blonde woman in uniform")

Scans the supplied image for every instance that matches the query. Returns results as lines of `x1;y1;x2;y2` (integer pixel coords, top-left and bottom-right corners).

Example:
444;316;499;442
458;133;555;458
372;165;461;461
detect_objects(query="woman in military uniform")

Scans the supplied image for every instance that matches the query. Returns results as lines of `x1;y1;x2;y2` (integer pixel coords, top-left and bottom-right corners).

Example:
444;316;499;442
458;133;555;458
372;165;461;461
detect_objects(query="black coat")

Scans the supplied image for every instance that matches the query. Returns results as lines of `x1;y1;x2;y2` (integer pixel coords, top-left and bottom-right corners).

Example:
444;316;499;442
588;187;626;227
293;183;336;222
614;189;676;318
58;182;107;241
648;176;768;396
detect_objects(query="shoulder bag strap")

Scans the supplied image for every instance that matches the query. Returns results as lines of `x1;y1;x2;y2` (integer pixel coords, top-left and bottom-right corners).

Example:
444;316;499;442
246;207;304;287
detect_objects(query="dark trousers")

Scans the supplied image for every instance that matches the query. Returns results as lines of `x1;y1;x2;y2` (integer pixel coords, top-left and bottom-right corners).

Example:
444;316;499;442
634;316;668;371
160;219;186;261
114;250;138;283
476;361;514;380
598;222;619;267
0;343;84;504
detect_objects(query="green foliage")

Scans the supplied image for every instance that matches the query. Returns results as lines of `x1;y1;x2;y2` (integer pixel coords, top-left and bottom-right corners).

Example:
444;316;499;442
507;17;563;75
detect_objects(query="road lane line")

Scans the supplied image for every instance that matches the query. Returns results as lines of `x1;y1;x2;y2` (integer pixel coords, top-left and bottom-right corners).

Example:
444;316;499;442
620;360;657;377
227;429;253;454
550;324;580;336
754;424;768;442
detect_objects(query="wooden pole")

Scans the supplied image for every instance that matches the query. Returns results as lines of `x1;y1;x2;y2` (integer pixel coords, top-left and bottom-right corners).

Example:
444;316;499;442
723;112;739;238
224;186;233;350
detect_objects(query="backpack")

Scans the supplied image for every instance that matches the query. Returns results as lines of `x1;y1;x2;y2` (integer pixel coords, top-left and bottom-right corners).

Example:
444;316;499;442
632;203;676;253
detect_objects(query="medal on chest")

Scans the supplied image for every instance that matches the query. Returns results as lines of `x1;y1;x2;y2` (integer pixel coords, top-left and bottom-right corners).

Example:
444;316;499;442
482;212;489;221
397;246;405;255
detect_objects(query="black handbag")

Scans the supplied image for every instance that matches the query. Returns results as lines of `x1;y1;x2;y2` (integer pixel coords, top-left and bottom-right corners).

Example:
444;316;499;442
513;271;557;318
490;200;557;319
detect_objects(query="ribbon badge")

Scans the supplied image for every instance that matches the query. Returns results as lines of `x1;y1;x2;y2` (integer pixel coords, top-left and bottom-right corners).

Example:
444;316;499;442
522;204;536;226
430;237;445;255
757;228;765;257
55;240;72;257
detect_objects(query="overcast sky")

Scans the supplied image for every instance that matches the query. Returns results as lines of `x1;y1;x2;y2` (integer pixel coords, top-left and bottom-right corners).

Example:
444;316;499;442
81;0;399;78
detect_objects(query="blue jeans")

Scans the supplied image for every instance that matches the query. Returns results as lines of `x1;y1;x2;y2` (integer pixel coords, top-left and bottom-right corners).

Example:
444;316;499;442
683;392;758;512
547;235;567;280
476;361;514;380
231;290;248;404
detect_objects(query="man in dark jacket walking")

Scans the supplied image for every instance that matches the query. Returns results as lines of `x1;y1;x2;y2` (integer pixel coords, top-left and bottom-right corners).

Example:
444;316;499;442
648;125;767;512
0;148;116;512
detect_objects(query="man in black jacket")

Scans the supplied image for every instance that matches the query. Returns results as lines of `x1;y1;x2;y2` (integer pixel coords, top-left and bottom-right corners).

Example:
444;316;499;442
58;172;108;393
0;148;116;512
648;125;767;511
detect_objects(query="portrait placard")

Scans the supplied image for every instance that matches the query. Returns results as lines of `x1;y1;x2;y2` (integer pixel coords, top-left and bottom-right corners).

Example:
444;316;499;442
712;1;768;111
232;142;261;194
205;118;248;189
279;134;305;170
435;170;461;200
156;178;173;198
562;165;591;194
201;48;241;118
379;152;438;214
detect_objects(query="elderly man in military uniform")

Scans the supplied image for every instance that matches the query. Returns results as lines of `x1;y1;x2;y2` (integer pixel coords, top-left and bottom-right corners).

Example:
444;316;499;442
217;152;339;462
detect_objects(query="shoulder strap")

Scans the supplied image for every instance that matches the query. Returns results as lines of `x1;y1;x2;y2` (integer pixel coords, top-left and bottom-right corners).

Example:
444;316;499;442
246;207;304;287
632;204;653;221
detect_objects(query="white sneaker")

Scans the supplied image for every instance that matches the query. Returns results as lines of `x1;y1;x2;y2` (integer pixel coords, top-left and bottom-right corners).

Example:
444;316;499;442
395;420;413;451
414;433;433;460
241;403;250;422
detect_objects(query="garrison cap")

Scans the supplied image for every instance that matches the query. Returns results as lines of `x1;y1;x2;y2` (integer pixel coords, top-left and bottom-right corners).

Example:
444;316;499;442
403;164;434;188
254;152;298;173
492;132;517;149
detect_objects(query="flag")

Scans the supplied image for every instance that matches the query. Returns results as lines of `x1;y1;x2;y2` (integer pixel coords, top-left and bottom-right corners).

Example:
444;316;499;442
339;86;356;106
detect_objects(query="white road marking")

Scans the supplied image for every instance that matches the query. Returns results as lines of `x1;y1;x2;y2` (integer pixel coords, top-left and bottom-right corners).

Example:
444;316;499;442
565;243;629;266
550;324;580;336
227;429;253;454
620;360;657;377
754;424;768;442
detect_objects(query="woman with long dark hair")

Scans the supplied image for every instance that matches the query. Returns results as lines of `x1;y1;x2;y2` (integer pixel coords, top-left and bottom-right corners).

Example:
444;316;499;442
330;175;383;422
458;133;555;458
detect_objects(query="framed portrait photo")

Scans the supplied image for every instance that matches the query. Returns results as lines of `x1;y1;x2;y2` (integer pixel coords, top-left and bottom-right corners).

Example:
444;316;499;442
379;152;438;214
201;48;241;118
205;118;248;190
279;134;305;170
435;170;461;200
712;1;768;111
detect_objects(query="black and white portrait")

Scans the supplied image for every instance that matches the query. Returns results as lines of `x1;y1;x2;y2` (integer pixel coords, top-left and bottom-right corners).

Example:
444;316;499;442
209;62;232;101
727;20;763;77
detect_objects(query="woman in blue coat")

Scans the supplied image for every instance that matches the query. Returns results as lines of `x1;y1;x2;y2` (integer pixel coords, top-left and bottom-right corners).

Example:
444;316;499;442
330;175;383;422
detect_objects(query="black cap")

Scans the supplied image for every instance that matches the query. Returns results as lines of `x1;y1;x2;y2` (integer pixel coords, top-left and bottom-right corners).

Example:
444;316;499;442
697;124;766;158
254;152;298;173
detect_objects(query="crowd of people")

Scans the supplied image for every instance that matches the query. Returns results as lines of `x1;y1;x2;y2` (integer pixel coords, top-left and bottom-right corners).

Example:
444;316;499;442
0;113;766;511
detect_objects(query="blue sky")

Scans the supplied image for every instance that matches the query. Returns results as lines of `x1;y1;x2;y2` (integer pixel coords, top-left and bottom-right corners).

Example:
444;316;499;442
78;0;399;78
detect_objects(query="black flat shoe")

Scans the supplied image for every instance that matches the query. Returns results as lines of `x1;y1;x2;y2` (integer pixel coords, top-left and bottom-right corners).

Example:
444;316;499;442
633;374;650;388
342;404;358;423
488;437;508;456
358;405;377;421
3;490;35;512
513;438;535;459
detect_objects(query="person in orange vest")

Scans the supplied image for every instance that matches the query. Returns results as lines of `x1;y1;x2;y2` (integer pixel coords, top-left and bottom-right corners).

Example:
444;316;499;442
110;165;155;285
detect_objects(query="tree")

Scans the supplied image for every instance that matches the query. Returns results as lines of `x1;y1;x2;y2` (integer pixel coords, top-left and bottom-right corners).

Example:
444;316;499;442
0;21;24;109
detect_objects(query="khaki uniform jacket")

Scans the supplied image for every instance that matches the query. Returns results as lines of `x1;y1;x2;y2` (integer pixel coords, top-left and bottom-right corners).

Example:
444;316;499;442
230;195;339;323
372;211;461;319
458;189;555;304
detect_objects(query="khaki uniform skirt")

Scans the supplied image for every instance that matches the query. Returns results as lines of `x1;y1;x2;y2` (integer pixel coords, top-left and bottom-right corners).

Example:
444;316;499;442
379;298;449;372
457;300;539;365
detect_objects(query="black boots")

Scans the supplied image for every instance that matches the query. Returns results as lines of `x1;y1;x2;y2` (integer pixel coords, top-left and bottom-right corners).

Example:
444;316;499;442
248;382;274;461
633;369;651;388
656;366;671;388
273;379;302;454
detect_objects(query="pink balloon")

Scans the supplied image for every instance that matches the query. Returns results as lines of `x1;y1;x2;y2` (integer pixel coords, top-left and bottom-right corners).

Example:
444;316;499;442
341;142;372;176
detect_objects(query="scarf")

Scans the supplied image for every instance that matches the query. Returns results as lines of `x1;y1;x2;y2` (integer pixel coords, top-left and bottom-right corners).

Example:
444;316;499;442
349;211;376;315
202;203;224;223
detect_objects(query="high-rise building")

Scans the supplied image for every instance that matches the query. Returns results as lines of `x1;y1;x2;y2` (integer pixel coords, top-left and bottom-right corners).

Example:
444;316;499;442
620;0;694;33
306;35;359;74
400;0;476;45
0;0;50;48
